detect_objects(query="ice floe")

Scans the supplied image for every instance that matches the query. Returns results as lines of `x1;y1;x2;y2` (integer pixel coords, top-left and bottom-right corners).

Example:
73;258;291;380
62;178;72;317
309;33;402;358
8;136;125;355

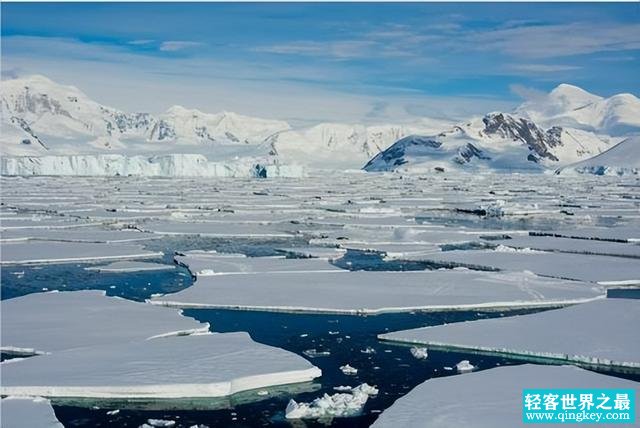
174;251;344;276
0;240;162;265
492;235;640;258
371;365;639;428
150;268;603;314
85;261;175;273
1;290;207;355
379;298;640;371
0;396;63;428
285;383;378;419
1;332;321;399
418;249;640;284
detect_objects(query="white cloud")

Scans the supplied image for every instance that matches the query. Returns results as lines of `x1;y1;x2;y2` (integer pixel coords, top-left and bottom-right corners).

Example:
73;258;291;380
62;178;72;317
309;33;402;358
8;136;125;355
509;63;581;73
159;40;203;52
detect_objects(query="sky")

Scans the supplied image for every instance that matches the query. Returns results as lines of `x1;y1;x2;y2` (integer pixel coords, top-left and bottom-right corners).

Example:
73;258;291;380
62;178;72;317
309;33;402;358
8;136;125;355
2;2;639;125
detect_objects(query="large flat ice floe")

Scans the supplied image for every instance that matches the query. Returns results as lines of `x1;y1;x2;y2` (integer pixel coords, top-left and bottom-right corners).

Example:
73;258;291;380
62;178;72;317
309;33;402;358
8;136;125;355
1;396;63;428
85;260;175;273
1;291;321;399
175;251;344;276
371;365;639;428
491;235;640;258
379;299;639;371
1;332;321;399
0;240;162;265
1;290;207;355
417;249;640;285
151;269;603;314
139;220;297;238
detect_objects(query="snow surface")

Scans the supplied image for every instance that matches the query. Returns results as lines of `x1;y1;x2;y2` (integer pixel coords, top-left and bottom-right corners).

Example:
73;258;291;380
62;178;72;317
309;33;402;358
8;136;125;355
516;84;640;136
175;252;344;276
0;397;63;428
557;136;640;176
0;240;162;265
1;332;321;399
150;269;603;314
371;364;639;428
491;235;640;258
1;290;207;355
416;249;640;284
379;299;640;370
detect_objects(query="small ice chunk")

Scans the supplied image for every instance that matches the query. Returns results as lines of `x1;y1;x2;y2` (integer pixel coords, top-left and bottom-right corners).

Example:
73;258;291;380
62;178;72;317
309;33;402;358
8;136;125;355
340;364;358;375
285;383;378;419
333;385;353;392
145;419;176;427
303;348;331;358
106;409;120;415
360;347;376;354
410;347;428;360
456;360;476;373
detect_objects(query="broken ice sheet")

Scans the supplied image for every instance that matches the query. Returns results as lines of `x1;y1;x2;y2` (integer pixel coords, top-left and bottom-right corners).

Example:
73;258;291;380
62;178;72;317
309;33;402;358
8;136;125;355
174;251;344;276
416;249;640;285
1;290;207;355
371;365;639;428
1;332;321;399
139;220;297;238
491;235;640;258
150;269;603;314
1;396;63;428
85;261;175;273
379;298;640;371
0;240;163;266
285;383;378;419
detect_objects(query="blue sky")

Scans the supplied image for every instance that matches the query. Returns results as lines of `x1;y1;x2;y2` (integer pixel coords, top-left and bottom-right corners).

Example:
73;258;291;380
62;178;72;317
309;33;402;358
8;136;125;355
2;2;639;124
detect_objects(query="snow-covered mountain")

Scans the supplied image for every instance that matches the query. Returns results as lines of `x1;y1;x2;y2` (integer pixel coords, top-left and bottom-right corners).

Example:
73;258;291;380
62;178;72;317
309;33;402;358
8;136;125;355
363;112;617;173
515;84;640;137
556;136;639;176
0;75;290;156
265;119;454;169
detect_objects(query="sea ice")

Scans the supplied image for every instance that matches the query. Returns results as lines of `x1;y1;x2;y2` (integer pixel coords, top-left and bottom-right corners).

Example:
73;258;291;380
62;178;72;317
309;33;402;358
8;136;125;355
456;360;476;373
491;235;640;258
409;347;428;360
1;290;207;355
1;332;321;399
285;383;378;419
379;298;640;371
174;252;344;276
150;269;603;314
0;240;162;266
371;365;639;428
85;261;175;273
417;249;640;284
0;396;63;428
